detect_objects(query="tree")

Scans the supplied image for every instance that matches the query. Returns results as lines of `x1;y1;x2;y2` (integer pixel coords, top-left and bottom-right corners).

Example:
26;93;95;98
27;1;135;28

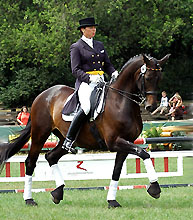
0;0;192;107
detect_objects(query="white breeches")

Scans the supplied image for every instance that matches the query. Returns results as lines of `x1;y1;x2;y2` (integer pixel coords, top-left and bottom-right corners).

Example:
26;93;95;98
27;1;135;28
78;77;104;115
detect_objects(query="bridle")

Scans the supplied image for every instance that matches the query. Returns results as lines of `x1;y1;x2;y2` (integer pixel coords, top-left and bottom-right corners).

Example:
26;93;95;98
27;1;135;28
105;61;162;106
138;63;162;97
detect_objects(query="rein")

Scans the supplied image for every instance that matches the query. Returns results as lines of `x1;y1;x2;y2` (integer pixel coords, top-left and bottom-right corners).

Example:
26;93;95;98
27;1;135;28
105;84;145;106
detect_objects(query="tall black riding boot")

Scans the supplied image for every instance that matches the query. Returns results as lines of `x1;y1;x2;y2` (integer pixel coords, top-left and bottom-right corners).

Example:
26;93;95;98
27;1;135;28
62;108;87;154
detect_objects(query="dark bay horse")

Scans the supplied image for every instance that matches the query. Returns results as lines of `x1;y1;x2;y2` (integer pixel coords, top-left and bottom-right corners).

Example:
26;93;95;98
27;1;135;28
0;54;170;208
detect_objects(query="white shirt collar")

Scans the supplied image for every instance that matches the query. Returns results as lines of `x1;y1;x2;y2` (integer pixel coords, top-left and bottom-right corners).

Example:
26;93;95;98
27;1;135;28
81;35;93;48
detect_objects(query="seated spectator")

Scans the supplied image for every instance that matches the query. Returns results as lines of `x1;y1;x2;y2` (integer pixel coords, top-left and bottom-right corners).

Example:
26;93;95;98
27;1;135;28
17;106;30;125
166;92;183;120
151;91;168;115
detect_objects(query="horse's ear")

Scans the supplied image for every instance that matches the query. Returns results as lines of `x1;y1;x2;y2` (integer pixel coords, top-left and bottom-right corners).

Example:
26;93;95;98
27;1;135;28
142;54;151;66
158;54;171;66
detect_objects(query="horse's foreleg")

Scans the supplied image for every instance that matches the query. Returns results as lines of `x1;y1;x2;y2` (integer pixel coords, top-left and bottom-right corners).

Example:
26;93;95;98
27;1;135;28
107;152;128;208
45;140;66;204
112;137;161;199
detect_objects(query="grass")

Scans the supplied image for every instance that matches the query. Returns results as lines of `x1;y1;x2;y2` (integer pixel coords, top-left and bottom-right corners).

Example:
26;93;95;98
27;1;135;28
0;157;193;220
0;187;193;220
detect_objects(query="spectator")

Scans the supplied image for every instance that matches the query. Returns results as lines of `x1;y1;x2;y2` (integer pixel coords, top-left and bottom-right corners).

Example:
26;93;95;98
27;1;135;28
166;92;183;120
151;91;168;115
17;106;30;125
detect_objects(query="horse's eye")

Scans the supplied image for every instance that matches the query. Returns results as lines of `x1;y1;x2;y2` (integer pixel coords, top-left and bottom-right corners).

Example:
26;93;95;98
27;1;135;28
145;77;152;81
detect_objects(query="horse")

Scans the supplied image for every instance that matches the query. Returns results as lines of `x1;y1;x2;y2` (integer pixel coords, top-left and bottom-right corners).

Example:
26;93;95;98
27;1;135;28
0;54;170;208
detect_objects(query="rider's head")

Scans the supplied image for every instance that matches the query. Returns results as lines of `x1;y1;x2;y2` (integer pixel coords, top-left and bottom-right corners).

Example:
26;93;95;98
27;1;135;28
78;17;98;38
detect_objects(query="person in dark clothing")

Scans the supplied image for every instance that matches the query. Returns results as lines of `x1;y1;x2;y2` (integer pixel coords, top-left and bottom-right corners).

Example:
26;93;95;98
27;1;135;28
62;17;118;154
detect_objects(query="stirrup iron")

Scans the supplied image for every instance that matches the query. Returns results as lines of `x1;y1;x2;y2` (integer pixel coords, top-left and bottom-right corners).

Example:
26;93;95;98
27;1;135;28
62;138;77;154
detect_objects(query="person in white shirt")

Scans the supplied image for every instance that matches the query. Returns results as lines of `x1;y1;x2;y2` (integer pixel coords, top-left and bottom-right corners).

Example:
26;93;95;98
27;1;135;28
151;91;168;115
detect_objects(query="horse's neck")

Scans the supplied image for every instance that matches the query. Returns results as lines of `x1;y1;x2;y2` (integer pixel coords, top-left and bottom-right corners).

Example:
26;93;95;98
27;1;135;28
106;60;143;116
114;60;142;93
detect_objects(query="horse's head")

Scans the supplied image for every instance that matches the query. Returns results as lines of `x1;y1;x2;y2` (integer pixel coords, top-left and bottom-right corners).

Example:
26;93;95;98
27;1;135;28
137;54;170;112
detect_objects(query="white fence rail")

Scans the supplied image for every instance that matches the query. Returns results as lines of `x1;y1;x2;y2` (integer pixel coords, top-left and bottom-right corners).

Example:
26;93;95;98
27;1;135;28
1;151;193;182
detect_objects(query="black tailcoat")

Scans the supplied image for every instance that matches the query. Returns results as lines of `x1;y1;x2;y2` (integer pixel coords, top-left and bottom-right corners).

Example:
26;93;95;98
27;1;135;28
70;39;115;89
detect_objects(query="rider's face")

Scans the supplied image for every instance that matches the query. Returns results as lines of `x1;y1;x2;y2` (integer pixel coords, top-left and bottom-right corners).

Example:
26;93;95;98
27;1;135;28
81;26;96;39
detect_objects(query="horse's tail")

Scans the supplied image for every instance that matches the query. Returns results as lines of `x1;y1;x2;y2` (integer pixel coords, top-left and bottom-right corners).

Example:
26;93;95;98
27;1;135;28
0;117;31;173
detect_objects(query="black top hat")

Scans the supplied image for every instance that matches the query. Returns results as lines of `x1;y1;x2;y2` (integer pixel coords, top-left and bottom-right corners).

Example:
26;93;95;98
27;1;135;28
77;17;98;30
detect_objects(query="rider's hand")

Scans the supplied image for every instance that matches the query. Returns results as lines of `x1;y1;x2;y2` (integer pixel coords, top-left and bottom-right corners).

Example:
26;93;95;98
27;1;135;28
110;70;119;83
112;70;119;79
89;75;104;84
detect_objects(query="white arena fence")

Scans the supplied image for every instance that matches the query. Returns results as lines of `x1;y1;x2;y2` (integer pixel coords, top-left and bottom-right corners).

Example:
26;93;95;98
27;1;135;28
1;151;193;182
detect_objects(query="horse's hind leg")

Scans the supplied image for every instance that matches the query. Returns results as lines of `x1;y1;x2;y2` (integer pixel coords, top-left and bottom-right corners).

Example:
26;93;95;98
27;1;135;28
45;131;67;204
24;148;41;206
24;126;51;206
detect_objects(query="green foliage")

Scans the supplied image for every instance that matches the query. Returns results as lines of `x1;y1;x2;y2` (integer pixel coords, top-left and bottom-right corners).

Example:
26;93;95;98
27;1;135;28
0;0;192;107
0;67;73;107
142;125;164;150
142;125;163;138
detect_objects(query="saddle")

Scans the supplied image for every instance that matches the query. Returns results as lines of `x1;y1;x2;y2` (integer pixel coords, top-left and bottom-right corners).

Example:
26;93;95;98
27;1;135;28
90;82;106;121
62;83;108;150
62;82;107;122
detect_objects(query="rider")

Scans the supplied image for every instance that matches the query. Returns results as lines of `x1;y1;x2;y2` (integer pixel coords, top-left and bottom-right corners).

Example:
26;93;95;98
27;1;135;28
62;17;119;154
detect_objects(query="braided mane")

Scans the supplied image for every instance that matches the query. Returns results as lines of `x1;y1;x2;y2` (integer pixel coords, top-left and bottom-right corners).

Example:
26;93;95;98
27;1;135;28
120;54;155;74
120;55;142;73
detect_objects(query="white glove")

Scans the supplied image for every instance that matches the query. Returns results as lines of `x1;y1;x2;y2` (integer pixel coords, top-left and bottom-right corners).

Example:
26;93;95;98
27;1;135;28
111;70;119;80
89;75;104;84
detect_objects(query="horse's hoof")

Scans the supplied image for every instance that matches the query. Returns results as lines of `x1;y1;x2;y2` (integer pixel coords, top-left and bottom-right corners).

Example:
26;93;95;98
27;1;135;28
147;181;161;199
108;200;122;208
25;199;38;206
50;184;64;204
51;196;60;204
